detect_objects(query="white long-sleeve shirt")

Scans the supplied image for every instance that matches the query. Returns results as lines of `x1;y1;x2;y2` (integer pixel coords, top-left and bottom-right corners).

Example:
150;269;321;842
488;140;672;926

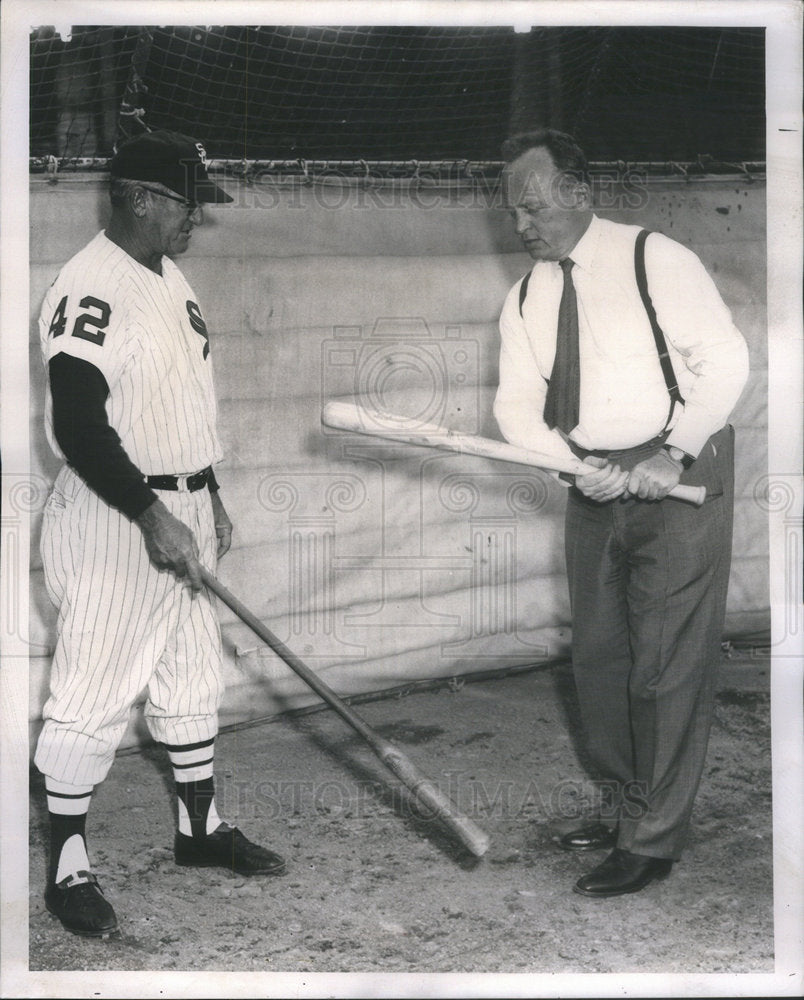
493;215;749;464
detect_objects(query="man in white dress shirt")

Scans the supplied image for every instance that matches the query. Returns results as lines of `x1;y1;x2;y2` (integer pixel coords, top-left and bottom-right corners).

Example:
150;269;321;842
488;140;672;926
494;129;749;897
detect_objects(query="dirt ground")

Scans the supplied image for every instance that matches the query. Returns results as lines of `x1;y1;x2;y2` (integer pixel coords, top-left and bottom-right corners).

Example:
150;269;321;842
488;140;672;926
28;645;773;980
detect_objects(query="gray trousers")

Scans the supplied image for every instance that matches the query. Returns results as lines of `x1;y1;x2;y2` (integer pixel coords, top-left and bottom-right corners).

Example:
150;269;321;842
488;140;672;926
565;425;735;860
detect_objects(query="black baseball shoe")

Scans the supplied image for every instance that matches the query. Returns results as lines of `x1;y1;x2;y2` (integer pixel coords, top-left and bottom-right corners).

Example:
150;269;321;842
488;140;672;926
174;823;287;876
44;870;119;938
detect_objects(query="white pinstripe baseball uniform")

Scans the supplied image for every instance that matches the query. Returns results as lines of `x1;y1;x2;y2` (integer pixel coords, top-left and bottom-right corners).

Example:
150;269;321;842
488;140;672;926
35;231;225;786
37;134;284;942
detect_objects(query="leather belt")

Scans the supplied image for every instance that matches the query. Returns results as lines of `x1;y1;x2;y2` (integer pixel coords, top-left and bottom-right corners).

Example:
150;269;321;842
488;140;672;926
570;431;670;462
145;467;211;492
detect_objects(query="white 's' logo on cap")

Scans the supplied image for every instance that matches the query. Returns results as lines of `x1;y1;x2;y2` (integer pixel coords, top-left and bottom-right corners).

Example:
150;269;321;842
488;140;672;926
195;142;208;167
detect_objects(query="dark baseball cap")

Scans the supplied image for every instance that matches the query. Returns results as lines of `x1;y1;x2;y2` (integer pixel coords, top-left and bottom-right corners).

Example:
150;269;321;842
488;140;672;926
110;130;233;204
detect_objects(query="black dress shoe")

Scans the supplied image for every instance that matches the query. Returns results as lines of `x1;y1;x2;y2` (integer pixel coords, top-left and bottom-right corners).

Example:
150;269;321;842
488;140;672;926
574;847;673;897
44;870;119;938
174;823;287;876
558;822;617;852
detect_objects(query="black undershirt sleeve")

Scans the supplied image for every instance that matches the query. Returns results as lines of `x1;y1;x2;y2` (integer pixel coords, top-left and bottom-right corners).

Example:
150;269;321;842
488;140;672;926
48;353;158;519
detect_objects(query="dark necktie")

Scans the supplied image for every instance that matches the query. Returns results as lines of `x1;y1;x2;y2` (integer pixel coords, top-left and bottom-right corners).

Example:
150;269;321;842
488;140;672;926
543;257;579;434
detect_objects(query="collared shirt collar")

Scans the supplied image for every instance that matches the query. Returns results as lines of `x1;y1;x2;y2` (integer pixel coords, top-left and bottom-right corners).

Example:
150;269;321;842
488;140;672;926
563;213;601;273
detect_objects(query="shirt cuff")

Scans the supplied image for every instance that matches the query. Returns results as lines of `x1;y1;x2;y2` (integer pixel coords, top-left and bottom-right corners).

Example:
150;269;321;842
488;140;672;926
664;418;713;459
118;481;159;520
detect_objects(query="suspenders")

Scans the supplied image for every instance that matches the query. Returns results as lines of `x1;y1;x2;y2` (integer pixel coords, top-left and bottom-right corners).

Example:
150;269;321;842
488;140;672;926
518;229;685;430
633;229;685;428
518;268;532;316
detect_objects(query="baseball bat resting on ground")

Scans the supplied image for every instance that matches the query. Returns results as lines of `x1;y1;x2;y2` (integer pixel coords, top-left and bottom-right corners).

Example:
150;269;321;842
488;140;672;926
321;400;706;507
201;568;491;858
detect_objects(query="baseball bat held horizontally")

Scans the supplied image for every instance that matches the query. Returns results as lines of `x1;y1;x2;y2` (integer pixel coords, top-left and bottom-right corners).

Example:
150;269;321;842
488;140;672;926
321;400;706;506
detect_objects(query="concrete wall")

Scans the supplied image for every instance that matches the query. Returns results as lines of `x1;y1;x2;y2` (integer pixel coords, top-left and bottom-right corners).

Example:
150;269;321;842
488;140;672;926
28;173;768;752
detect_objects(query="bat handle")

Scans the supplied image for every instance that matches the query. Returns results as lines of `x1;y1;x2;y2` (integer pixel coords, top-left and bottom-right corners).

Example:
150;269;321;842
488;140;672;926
573;459;706;506
668;483;706;506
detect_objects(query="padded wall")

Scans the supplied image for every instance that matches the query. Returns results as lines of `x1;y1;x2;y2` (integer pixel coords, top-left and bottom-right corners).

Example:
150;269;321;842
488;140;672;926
28;175;768;752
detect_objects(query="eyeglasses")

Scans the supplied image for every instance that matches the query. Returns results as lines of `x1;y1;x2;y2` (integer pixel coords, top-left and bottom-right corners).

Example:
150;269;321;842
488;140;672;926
139;185;201;215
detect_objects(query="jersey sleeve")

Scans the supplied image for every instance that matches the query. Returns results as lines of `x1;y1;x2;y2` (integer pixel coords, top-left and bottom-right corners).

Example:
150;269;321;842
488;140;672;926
48;353;158;519
39;265;132;390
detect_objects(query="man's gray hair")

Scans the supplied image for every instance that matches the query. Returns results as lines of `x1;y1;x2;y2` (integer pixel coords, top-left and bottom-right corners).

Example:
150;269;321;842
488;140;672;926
109;176;142;208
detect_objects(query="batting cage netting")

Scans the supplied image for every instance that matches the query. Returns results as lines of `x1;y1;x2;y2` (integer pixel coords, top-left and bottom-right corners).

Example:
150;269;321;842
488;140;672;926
30;25;765;176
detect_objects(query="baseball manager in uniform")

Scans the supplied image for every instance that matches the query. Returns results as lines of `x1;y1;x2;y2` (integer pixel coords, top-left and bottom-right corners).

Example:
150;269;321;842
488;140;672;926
494;129;749;897
36;130;285;939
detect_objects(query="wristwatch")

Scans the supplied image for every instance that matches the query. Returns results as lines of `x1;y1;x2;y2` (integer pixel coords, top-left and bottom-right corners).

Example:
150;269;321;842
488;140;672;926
662;444;695;470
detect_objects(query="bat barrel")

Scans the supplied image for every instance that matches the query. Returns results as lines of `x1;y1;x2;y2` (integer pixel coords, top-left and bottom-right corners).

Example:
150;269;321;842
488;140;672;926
201;568;491;857
323;400;706;506
378;743;491;857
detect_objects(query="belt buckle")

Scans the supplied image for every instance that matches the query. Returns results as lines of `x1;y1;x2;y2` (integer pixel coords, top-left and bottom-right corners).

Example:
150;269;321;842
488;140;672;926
175;473;191;491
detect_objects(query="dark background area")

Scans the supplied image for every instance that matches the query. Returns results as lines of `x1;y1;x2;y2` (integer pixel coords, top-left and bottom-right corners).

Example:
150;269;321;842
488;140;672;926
30;25;765;163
